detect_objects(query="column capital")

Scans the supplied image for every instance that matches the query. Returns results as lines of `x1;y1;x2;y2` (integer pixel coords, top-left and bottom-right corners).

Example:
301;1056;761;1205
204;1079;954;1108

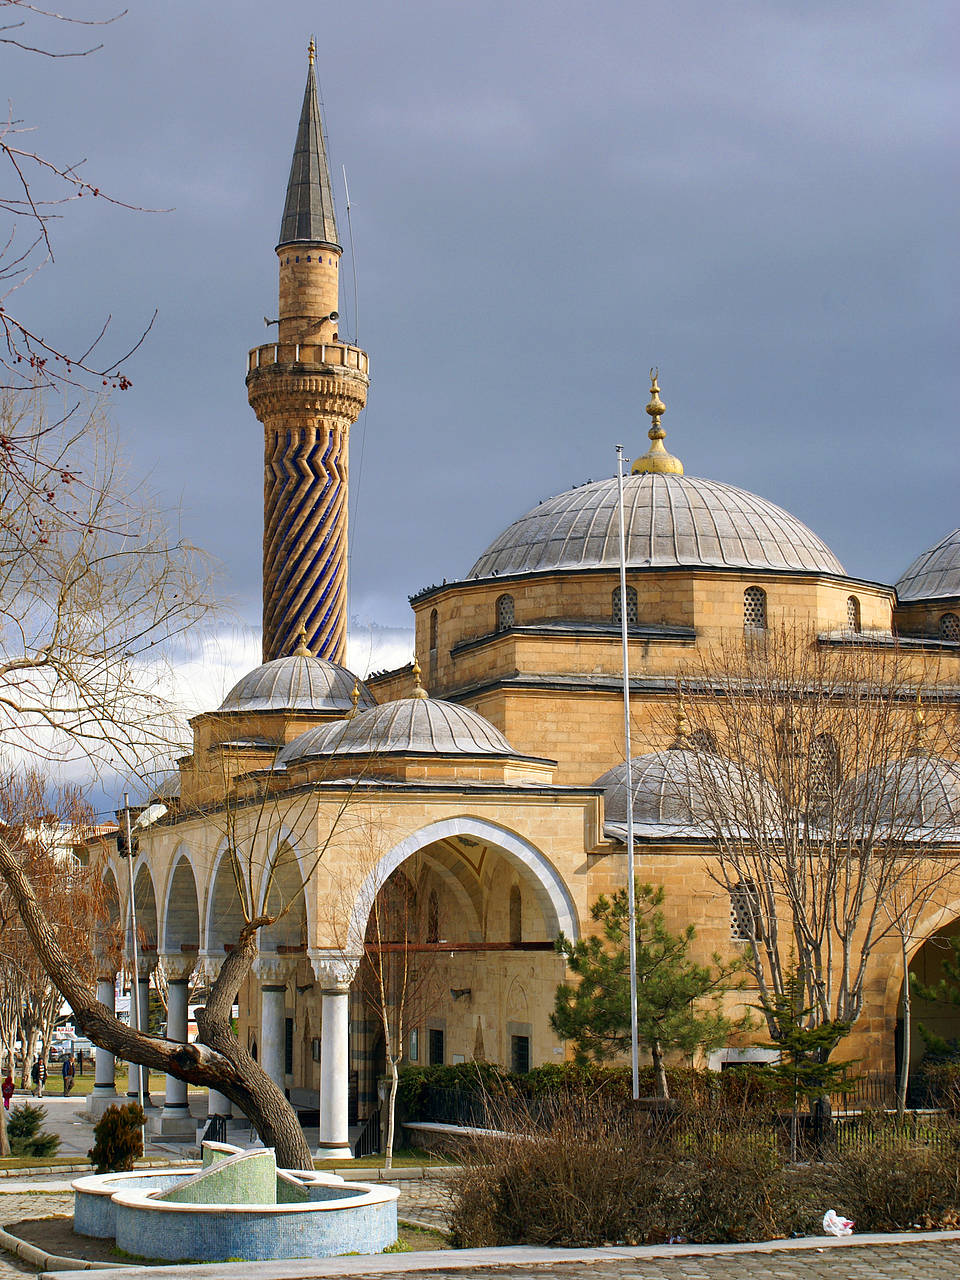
254;953;293;986
309;949;359;992
198;952;223;982
160;953;197;983
130;955;158;978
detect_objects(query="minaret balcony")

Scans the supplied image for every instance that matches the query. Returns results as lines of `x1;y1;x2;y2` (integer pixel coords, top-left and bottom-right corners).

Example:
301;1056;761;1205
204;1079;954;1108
246;341;369;377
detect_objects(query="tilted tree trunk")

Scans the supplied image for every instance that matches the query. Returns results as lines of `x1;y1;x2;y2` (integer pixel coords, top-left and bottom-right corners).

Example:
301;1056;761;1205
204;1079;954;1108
0;841;314;1170
651;1039;670;1100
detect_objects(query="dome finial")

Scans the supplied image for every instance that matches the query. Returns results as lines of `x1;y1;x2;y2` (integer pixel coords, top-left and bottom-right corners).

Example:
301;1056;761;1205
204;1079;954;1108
294;623;312;657
345;678;361;719
672;680;690;748
308;36;316;66
410;656;429;700
914;686;926;751
632;368;683;476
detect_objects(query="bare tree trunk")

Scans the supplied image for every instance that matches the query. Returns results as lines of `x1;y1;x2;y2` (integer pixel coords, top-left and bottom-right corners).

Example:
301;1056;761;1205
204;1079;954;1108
0;1101;9;1158
0;840;314;1170
897;933;911;1118
22;1028;38;1092
651;1040;669;1100
384;1058;399;1171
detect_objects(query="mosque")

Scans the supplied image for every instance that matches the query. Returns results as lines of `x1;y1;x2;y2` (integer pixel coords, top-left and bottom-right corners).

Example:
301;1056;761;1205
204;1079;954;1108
88;49;960;1152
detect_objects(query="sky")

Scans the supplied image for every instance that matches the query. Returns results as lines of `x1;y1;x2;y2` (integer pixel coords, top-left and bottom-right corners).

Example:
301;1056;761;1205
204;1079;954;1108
4;0;957;733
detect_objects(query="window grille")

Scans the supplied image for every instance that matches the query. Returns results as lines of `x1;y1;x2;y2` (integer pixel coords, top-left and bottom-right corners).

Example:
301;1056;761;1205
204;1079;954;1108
730;881;759;943
613;585;638;624
809;733;840;809
744;586;767;630
940;612;960;641
847;596;861;632
510;1034;530;1074
496;594;515;632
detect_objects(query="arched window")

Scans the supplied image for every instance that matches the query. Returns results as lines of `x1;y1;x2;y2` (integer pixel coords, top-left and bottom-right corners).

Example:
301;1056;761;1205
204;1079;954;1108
730;881;760;943
688;729;717;754
496;594;515;632
426;890;440;944
612;584;638;624
429;608;438;651
847;596;861;633
940;612;960;641
744;585;767;631
809;733;840;807
509;884;522;946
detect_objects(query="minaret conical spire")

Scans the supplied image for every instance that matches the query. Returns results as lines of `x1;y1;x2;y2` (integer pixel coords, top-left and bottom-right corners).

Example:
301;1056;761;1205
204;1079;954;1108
278;41;340;249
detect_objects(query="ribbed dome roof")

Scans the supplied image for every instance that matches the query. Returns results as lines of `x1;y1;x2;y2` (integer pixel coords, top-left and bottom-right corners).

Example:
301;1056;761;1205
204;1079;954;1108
278;697;519;764
219;654;374;714
594;749;767;834
468;473;843;579
896;529;960;602
850;754;960;830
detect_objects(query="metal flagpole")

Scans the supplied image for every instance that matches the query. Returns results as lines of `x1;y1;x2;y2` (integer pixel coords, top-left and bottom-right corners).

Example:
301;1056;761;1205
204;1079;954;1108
123;794;146;1133
616;446;641;1101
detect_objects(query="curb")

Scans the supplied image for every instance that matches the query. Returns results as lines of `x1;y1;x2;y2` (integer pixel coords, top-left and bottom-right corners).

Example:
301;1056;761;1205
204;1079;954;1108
0;1159;186;1180
0;1220;124;1271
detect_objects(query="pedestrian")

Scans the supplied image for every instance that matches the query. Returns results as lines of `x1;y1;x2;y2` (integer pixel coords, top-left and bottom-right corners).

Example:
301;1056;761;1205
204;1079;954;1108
62;1054;75;1097
77;1047;83;1076
35;1057;46;1098
1;1073;13;1110
30;1059;39;1096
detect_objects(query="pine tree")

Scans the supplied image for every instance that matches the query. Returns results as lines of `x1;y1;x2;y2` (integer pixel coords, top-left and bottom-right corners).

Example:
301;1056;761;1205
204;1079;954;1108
551;885;749;1098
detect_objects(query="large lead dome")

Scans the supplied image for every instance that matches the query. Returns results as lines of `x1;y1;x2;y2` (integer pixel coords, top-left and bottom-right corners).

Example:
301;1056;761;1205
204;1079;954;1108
896;529;960;602
468;473;844;580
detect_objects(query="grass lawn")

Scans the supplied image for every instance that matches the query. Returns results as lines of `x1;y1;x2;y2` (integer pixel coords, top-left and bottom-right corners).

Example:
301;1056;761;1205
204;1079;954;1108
0;1154;91;1169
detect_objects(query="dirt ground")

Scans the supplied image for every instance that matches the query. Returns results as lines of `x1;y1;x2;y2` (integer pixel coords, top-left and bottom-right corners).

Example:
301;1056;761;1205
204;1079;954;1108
7;1215;449;1265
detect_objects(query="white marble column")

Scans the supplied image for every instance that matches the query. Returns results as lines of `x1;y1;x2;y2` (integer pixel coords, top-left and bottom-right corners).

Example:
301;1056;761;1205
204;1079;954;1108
86;973;121;1118
254;956;291;1091
126;970;153;1107
155;955;194;1137
312;953;359;1161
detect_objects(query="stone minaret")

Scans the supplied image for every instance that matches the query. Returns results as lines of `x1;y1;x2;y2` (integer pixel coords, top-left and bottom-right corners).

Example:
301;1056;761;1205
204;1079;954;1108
246;43;369;664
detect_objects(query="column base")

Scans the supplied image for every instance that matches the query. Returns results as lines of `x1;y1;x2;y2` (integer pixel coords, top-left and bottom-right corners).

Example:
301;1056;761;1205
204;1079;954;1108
314;1142;353;1161
147;1109;196;1140
126;1092;156;1110
85;1091;122;1120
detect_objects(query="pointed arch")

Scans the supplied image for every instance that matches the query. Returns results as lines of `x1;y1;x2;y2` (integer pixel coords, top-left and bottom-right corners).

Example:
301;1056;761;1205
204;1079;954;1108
204;843;250;954
348;816;578;952
161;849;201;955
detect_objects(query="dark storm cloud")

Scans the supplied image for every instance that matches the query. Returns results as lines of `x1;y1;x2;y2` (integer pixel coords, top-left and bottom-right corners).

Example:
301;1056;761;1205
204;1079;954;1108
5;0;956;629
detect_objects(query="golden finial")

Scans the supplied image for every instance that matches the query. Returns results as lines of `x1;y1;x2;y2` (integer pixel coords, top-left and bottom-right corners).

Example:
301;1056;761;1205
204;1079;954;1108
308;37;316;67
632;368;684;476
914;687;926;749
293;623;311;658
673;682;690;747
410;656;429;700
345;678;361;719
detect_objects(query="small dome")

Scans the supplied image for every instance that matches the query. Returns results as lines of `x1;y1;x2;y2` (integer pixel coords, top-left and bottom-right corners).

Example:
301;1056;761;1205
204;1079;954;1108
219;654;374;714
850;754;960;829
896;529;960;602
468;473;844;580
278;697;519;764
594;749;765;834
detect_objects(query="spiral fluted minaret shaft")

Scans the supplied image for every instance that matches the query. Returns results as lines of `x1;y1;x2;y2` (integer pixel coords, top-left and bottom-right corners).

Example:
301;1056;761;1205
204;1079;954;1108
246;48;369;664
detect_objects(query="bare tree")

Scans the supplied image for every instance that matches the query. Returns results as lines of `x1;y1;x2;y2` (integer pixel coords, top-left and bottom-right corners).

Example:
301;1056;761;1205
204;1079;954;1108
1;1;157;398
671;629;960;1072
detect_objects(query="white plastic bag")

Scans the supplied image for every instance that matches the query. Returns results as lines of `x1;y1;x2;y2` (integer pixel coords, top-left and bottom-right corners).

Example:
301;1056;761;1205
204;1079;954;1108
822;1209;854;1236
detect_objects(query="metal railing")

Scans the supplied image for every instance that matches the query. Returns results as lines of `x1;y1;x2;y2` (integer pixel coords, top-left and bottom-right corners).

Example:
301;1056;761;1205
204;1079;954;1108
353;1109;382;1159
201;1114;228;1144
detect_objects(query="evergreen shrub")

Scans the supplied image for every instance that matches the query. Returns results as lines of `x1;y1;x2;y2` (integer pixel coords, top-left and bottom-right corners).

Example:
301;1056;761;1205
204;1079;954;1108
6;1103;60;1158
89;1103;144;1172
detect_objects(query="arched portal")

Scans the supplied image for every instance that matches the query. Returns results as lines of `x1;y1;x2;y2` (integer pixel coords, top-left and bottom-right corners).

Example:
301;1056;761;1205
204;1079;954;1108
902;920;960;1084
348;818;577;1117
163;853;200;954
205;848;249;953
260;839;308;954
131;864;158;957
